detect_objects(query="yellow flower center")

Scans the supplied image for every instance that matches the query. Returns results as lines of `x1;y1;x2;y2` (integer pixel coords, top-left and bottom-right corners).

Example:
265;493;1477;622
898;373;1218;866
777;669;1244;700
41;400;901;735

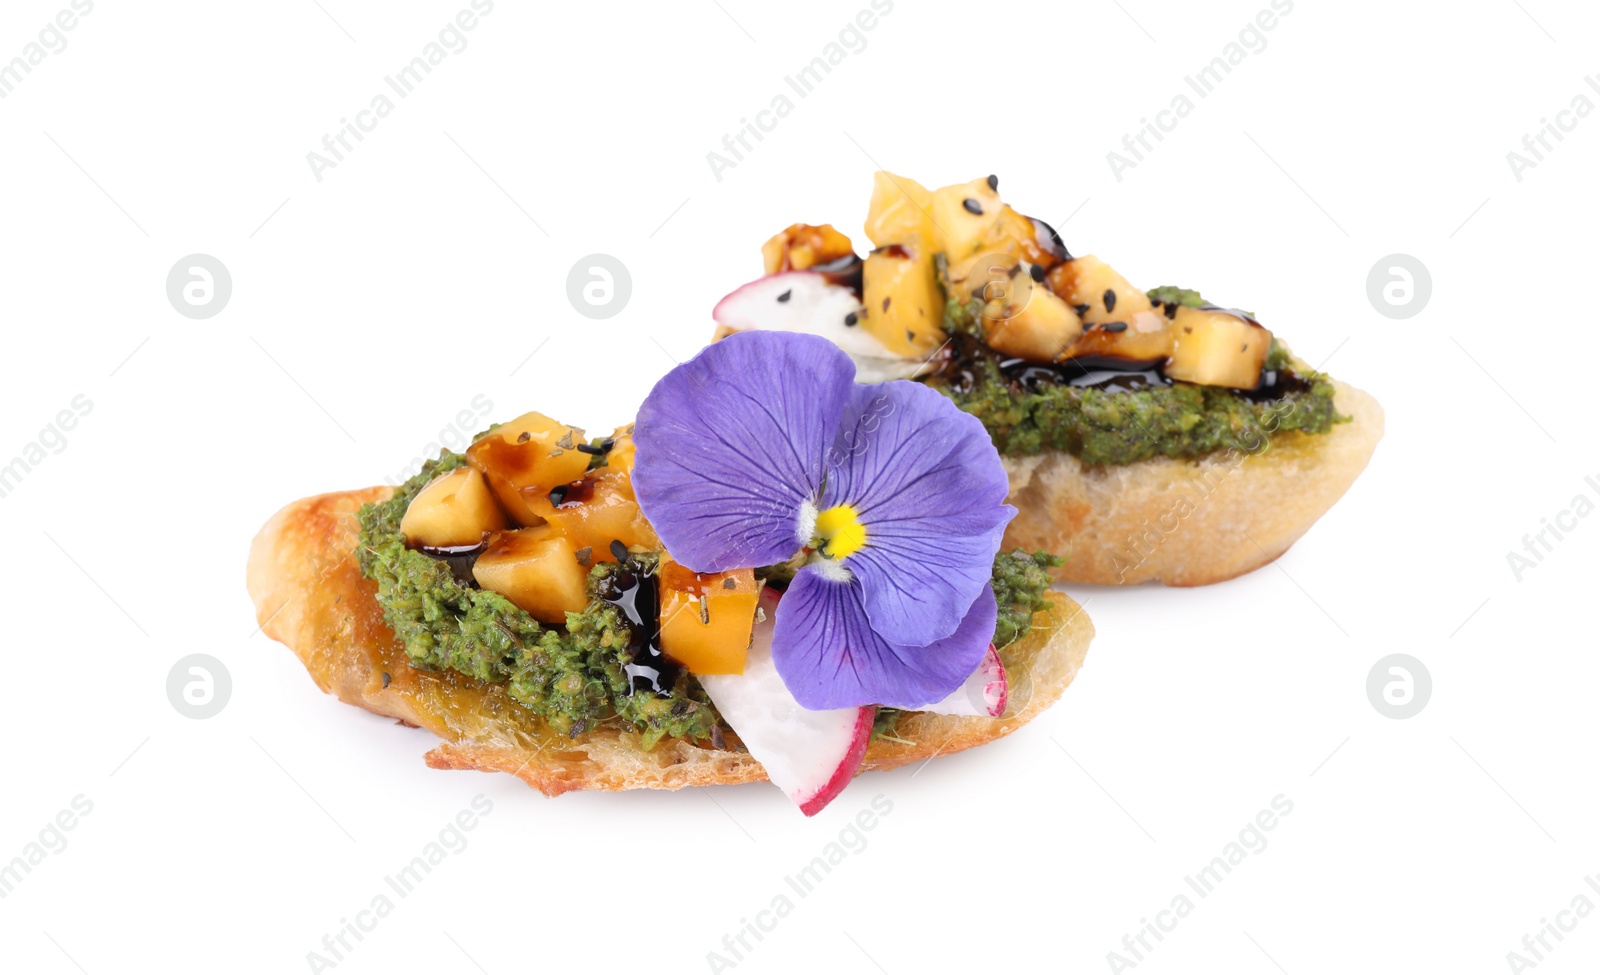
814;504;867;560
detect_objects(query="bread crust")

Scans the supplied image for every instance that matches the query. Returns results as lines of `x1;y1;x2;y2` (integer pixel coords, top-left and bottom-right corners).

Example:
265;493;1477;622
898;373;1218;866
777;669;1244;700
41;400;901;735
1001;380;1383;586
245;489;1094;797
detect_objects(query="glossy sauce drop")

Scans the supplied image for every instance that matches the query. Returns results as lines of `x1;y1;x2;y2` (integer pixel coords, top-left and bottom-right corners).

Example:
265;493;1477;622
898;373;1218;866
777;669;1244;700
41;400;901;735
935;331;1307;399
549;475;598;509
810;252;864;296
999;356;1174;394
415;541;488;585
1022;215;1071;268
593;559;679;696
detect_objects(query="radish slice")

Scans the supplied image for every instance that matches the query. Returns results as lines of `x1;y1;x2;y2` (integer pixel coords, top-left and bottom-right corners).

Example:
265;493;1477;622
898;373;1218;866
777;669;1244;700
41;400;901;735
712;272;929;383
916;644;1007;717
697;589;875;816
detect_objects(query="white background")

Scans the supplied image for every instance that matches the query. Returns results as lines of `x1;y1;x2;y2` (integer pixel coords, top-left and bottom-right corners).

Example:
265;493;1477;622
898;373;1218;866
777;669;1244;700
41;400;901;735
1;1;1596;972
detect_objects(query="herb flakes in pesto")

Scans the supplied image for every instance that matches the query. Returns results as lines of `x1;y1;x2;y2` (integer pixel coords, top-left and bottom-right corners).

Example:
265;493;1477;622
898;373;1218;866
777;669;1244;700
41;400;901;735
357;451;717;747
991;549;1062;650
934;285;1343;466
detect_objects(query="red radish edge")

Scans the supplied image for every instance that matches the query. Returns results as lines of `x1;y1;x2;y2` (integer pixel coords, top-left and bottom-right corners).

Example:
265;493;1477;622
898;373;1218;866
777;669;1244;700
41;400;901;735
914;643;1009;718
987;646;1008;717
710;271;844;325
767;586;873;817
797;705;876;817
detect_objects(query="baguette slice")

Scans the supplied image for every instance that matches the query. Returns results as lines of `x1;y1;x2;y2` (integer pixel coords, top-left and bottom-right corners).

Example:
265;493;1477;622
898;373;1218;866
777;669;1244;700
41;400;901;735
1003;379;1384;586
245;488;1094;797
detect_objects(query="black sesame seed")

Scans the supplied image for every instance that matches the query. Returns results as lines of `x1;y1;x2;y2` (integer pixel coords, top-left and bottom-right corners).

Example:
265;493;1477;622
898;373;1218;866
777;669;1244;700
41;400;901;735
986;174;999;192
1241;342;1250;352
1029;263;1046;283
723;577;737;590
776;289;792;303
1103;321;1128;333
549;485;569;507
1074;304;1091;317
382;672;392;688
1103;289;1117;313
882;297;891;312
905;328;916;342
844;312;858;327
577;442;604;455
609;539;629;562
516;431;531;443
963;198;984;215
1164;302;1179;319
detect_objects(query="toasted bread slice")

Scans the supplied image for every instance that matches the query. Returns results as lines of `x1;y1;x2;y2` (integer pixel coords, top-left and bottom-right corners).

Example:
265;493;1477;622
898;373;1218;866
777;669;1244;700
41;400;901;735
1002;379;1384;586
245;488;1094;797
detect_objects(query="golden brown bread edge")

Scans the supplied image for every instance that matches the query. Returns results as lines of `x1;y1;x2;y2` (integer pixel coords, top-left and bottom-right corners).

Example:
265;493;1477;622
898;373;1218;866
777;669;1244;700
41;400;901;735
1003;379;1384;586
245;488;1094;797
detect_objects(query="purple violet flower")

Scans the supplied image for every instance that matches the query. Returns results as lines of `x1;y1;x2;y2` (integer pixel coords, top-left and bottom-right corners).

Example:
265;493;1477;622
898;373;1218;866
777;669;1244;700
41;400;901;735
632;331;1015;710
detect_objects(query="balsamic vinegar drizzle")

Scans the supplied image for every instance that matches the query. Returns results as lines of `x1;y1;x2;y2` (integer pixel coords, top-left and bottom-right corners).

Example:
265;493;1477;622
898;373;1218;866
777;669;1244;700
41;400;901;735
1030;217;1070;263
412;533;678;698
810;252;863;294
936;331;1311;399
594;554;679;697
416;541;487;585
1001;356;1173;396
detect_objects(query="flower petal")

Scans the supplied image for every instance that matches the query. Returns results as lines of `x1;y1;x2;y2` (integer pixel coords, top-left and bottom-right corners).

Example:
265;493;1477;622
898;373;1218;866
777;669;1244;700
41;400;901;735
633;331;855;572
772;567;997;710
821;380;1015;645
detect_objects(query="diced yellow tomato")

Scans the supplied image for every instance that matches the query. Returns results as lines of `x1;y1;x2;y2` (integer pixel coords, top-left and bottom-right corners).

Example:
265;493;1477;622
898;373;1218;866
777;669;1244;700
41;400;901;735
761;223;856;275
944;205;1040;287
864;171;935;251
930;176;1004;267
465;411;590;527
983;285;1084;362
1165;306;1270;389
1046;256;1153;325
531;472;660;562
604;425;639;496
862;244;945;356
1062;308;1173;363
472;525;589;624
657;561;760;675
398;467;508;548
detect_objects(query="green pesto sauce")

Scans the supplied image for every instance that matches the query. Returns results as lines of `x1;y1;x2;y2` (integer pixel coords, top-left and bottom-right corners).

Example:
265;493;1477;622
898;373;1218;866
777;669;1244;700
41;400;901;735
358;450;718;747
990;550;1062;648
1144;285;1208;310
933;288;1344;466
357;444;1063;746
